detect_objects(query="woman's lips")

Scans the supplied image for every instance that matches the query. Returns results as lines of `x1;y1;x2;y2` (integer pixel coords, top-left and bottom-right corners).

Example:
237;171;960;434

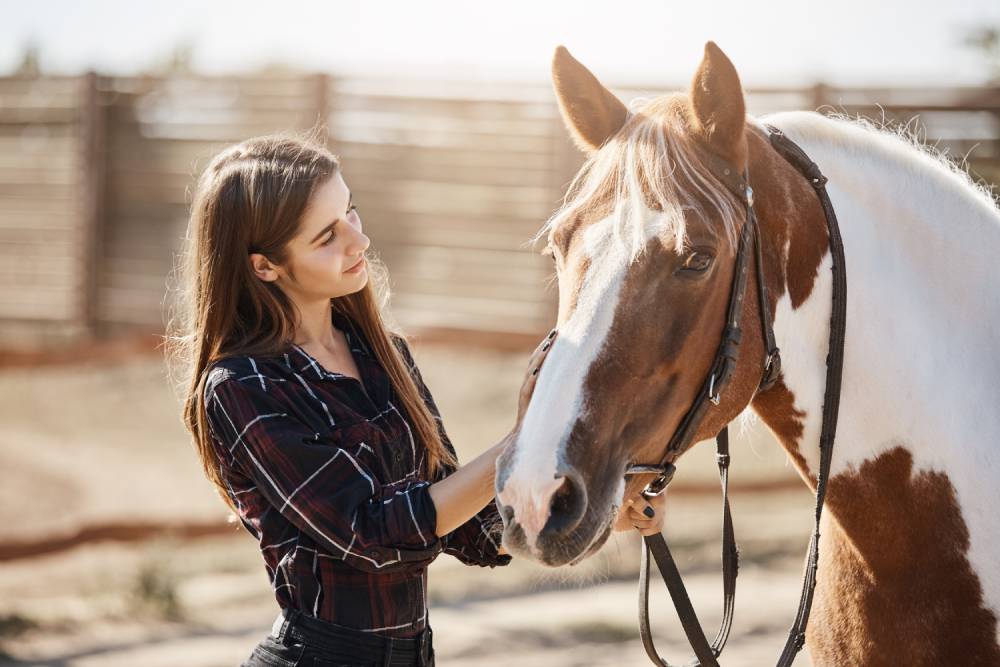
345;256;366;273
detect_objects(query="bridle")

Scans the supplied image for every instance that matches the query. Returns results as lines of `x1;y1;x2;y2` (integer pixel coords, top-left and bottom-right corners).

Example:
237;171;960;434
623;124;848;667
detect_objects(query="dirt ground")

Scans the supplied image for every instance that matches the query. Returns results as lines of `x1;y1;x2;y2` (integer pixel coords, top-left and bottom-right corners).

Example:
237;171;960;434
0;342;814;666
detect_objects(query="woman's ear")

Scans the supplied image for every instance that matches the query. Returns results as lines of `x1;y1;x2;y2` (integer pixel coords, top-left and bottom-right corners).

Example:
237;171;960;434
249;252;280;282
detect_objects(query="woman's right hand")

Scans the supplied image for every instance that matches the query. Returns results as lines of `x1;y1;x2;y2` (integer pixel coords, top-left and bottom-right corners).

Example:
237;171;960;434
514;328;558;426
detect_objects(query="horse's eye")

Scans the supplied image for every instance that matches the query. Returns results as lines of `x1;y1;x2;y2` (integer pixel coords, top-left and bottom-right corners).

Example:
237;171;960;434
680;251;713;273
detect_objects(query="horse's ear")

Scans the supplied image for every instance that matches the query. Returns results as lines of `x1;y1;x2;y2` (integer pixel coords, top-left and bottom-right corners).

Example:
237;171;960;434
688;42;747;166
551;46;629;153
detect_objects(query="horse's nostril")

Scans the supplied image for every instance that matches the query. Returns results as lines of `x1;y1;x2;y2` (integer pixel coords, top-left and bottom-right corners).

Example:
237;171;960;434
544;471;588;536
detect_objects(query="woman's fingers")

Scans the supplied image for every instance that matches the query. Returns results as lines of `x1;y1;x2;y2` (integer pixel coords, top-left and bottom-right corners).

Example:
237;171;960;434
516;328;558;423
528;328;558;375
623;494;666;536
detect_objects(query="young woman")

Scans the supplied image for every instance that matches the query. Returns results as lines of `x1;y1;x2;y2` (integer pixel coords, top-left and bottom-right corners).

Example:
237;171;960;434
170;133;665;667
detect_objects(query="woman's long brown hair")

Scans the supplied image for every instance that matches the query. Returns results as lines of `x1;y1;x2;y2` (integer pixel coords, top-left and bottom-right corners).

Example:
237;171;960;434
165;130;455;514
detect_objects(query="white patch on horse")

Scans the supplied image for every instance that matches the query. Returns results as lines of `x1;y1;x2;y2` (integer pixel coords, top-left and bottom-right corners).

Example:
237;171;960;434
757;111;1000;630
500;204;668;549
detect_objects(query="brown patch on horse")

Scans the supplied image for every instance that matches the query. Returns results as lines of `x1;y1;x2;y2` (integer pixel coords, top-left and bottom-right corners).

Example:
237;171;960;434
806;447;1000;665
745;125;831;310
749;379;812;483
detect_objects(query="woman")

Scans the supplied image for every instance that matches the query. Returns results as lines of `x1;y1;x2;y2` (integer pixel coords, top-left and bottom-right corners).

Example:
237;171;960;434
170;133;665;666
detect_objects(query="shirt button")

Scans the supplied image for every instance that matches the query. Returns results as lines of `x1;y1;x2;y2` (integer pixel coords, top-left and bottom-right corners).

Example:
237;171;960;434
393;451;403;462
368;549;379;557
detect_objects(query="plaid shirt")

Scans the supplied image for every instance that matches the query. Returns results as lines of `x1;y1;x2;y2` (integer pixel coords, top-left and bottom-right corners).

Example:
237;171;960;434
202;310;510;636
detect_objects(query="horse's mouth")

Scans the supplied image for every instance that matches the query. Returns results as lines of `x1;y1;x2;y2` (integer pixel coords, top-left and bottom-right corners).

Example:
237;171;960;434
525;505;618;567
568;520;614;566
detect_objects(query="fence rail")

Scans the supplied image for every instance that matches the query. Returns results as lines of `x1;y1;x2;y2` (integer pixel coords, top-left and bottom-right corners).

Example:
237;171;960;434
1;73;997;347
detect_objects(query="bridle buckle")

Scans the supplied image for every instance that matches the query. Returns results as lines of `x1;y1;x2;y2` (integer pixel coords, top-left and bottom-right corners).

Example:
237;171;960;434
708;373;721;405
625;462;676;498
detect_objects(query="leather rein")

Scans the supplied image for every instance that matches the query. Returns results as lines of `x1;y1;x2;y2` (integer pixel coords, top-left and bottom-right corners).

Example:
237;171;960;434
623;124;848;667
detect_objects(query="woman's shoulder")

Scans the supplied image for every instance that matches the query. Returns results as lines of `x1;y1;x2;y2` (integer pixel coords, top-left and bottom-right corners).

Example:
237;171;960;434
203;353;286;399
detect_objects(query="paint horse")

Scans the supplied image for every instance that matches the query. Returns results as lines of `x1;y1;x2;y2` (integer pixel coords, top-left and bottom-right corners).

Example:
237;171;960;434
495;42;1000;665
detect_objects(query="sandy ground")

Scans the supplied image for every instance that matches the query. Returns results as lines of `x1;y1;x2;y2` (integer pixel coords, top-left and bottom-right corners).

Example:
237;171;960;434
0;343;814;666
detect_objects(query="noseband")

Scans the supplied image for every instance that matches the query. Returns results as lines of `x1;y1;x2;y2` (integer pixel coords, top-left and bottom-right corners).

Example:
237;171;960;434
623;125;847;667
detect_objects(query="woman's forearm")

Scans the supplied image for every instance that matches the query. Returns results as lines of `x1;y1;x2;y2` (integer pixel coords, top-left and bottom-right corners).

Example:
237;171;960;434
427;439;507;536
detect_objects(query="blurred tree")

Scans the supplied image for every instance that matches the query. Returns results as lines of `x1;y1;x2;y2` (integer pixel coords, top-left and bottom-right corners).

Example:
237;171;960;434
963;26;1000;83
12;40;41;77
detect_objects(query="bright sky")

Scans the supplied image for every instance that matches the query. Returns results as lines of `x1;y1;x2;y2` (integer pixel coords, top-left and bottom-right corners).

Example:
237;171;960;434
1;0;998;86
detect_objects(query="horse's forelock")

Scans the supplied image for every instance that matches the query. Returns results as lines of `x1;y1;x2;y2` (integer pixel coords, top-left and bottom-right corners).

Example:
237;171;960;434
536;96;744;262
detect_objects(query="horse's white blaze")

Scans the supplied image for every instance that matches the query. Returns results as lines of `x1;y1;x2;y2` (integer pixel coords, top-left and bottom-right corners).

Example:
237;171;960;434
759;112;1000;631
500;205;668;548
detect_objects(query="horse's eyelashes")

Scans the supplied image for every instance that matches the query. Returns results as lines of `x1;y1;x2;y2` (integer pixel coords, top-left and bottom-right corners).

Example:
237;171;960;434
680;251;713;272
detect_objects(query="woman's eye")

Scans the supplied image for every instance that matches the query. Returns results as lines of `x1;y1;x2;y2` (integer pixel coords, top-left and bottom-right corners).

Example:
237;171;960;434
680;251;713;272
320;232;336;246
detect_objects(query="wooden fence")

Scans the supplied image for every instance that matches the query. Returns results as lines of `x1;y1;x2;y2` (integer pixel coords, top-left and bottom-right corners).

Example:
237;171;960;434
1;73;998;347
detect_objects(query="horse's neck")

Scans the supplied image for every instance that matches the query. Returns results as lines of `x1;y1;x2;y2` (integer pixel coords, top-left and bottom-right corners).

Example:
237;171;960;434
752;113;1000;606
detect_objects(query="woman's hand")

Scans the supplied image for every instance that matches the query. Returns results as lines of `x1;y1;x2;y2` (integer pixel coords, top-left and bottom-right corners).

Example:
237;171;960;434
614;489;667;537
431;328;558;537
514;328;558;426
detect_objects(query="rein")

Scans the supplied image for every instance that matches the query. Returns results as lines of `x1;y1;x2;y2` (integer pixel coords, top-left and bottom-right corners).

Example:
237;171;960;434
623;125;848;666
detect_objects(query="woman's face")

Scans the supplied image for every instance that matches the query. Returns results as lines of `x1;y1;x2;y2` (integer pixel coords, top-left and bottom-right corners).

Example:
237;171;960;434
274;171;371;300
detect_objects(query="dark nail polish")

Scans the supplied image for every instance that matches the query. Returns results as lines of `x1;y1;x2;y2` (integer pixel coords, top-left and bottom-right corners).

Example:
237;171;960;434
532;367;539;376
541;342;550;352
643;506;655;519
547;329;557;339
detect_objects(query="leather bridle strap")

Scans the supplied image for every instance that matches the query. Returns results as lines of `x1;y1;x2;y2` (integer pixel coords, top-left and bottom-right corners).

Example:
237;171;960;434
638;428;737;667
769;123;846;667
627;125;847;667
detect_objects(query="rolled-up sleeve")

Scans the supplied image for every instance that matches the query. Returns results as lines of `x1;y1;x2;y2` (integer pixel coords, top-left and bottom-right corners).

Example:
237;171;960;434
394;337;513;568
442;499;511;567
204;374;441;573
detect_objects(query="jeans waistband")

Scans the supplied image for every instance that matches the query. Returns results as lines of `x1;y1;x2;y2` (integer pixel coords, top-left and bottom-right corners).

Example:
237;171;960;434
271;608;433;666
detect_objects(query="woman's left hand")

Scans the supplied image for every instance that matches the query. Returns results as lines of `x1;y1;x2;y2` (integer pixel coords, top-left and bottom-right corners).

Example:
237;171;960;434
613;490;667;537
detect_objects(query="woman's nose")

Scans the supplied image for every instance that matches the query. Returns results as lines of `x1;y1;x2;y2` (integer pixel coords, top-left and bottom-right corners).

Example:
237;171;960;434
355;231;370;254
347;223;370;255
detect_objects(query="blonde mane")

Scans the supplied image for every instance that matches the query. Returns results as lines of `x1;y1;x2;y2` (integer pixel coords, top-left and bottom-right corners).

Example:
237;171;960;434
537;95;744;260
540;97;1000;266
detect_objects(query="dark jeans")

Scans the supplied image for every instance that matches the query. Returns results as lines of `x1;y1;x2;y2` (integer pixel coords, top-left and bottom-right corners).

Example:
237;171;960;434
241;608;435;667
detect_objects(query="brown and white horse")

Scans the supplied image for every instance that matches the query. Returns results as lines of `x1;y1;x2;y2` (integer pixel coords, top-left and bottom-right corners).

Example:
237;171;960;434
494;43;1000;664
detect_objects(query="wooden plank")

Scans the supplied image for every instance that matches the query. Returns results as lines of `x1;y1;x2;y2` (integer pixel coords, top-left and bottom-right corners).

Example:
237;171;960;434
365;224;544;252
0;108;77;124
342;158;551;189
0;151;76;170
0;183;77;199
0;227;81;245
330;110;553;138
0;241;78;259
331;126;553;152
0;265;79;287
384;273;553;302
349;184;554;220
0;254;77;274
0;135;77;155
0;288;76;319
0;166;77;186
0;210;78;230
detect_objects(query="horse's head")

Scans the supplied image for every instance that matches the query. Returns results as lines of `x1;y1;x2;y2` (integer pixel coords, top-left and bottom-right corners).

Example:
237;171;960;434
496;43;772;566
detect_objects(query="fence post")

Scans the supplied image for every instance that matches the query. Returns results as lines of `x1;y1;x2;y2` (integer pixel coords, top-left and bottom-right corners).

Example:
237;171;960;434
811;81;830;113
78;71;107;336
313;72;331;145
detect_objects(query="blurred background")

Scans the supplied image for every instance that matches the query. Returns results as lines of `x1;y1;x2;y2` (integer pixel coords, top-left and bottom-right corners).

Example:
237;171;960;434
1;1;998;665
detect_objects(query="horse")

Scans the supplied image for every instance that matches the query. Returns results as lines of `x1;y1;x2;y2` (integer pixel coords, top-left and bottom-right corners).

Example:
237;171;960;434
494;42;1000;665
